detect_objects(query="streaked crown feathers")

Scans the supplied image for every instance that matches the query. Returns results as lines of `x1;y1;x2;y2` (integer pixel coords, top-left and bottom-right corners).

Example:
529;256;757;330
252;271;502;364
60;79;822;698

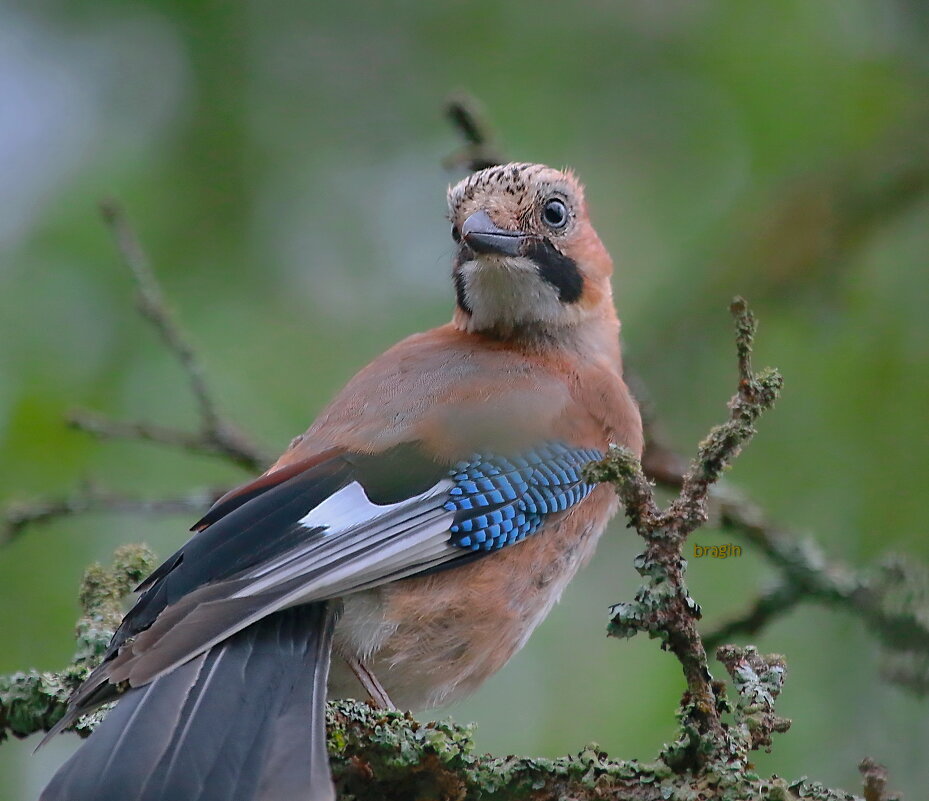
446;162;615;340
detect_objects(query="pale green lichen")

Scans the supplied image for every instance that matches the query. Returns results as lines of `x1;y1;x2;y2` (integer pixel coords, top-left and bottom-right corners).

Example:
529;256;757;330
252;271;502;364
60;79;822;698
325;696;862;801
0;544;156;742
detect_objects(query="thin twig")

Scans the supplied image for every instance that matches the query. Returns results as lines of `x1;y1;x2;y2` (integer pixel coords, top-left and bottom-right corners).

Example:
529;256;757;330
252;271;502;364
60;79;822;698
442;92;506;172
65;409;261;471
702;581;803;647
1;205;268;545
704;493;929;694
99;200;218;435
1;486;223;547
90;200;269;472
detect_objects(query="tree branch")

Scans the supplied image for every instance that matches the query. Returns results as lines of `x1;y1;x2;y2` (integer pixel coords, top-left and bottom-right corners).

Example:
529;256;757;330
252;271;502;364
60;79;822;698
65;408;262;469
68;201;270;473
442;93;506;172
0;551;861;801
586;297;784;770
0;203;271;547
1;486;223;547
622;301;929;696
704;494;929;695
0;545;157;741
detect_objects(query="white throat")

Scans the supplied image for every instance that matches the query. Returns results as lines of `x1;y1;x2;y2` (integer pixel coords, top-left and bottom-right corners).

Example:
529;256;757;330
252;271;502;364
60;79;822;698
457;256;581;335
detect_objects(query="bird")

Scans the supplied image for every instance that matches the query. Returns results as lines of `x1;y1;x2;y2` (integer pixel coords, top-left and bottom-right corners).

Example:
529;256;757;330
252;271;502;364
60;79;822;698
40;162;643;801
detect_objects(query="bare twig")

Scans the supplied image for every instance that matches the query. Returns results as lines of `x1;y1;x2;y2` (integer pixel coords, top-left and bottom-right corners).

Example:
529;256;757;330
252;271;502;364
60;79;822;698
1;485;223;547
705;498;929;694
100;200;219;437
74;201;270;473
64;409;265;471
65;409;262;470
442;93;506;172
0;203;269;546
702;580;803;647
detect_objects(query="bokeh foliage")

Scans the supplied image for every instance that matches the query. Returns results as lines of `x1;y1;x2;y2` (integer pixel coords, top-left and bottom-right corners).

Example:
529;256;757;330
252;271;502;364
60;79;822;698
1;1;928;798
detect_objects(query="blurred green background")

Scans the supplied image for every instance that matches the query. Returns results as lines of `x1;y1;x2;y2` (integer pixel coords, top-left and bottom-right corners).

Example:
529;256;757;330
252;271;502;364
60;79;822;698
2;0;928;798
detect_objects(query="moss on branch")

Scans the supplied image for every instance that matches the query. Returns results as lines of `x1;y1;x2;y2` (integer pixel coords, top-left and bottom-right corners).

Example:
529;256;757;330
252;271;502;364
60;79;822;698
0;544;156;742
1;556;863;801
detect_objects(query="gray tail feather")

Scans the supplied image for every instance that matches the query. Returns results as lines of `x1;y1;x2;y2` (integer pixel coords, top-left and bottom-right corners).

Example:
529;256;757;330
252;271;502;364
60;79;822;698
40;602;338;801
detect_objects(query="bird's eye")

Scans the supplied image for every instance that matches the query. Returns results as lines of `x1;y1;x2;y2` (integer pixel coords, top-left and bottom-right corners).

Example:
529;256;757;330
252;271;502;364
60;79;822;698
451;225;461;243
542;198;568;230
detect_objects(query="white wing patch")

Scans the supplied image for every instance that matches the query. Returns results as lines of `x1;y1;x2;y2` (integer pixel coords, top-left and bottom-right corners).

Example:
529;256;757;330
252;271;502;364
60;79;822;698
232;478;458;600
297;479;445;532
297;481;379;531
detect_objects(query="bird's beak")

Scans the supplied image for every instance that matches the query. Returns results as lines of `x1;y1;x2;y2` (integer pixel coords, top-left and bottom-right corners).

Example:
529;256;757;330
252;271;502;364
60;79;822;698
461;210;529;257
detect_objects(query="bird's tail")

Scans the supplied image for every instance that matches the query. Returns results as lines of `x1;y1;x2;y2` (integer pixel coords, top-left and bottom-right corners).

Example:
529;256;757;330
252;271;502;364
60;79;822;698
40;602;338;801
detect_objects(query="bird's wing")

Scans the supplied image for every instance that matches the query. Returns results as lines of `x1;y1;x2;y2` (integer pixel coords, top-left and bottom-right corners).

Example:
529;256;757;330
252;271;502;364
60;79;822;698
60;440;601;724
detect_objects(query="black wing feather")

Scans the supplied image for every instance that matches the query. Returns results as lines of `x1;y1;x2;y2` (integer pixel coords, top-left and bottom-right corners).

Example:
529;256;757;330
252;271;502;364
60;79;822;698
116;458;353;648
46;445;450;735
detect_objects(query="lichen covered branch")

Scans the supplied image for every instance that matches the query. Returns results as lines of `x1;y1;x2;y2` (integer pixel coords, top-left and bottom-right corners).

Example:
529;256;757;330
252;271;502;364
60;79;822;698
631;319;929;694
586;298;784;768
715;645;790;753
858;756;900;801
0;545;156;742
0;545;863;800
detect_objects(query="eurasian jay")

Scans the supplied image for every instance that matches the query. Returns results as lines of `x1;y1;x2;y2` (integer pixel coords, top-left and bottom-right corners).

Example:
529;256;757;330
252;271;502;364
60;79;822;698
40;162;643;801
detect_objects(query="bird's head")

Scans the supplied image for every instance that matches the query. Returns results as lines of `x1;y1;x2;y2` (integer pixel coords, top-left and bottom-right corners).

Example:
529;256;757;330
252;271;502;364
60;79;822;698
447;162;616;343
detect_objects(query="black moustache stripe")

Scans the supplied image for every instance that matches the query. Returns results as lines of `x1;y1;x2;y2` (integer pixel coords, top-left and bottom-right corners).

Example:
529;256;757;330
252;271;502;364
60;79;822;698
453;244;474;315
523;239;584;304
